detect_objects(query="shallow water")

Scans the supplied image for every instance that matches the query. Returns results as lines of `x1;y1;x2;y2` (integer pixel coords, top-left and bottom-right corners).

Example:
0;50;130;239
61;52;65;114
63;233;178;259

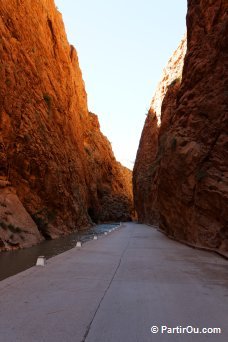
0;223;119;281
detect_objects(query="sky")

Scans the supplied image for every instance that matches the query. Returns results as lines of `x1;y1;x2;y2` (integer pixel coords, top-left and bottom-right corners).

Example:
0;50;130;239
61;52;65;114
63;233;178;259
55;0;187;169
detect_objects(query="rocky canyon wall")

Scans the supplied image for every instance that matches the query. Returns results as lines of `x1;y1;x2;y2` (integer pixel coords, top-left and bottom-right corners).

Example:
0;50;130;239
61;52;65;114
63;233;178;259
133;36;187;224
133;0;228;252
0;0;133;250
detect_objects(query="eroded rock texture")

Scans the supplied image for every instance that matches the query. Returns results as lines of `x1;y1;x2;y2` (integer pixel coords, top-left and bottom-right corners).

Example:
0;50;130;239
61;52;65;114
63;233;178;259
133;36;187;224
134;0;228;252
0;180;43;250
0;0;133;250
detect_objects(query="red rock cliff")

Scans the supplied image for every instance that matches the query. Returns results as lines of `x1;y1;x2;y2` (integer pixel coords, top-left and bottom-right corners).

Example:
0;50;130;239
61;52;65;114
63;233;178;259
0;0;133;250
133;36;186;224
134;0;228;252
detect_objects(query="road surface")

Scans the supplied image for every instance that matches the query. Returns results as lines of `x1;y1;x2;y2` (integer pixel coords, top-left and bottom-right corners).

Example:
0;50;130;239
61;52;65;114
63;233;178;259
0;222;227;342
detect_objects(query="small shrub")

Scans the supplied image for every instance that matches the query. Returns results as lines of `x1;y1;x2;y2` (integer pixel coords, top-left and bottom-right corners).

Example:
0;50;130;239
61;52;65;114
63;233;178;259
0;221;24;233
47;210;56;222
0;221;8;230
6;78;11;86
196;169;208;181
8;224;22;234
157;141;165;158
43;93;52;110
170;77;181;87
147;110;156;120
32;214;51;239
171;137;177;150
32;215;47;229
145;108;151;116
24;134;32;143
84;146;92;156
149;164;158;177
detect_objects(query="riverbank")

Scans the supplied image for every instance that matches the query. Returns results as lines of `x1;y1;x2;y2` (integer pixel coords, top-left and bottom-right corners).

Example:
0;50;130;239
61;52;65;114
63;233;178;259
0;223;227;342
0;223;119;281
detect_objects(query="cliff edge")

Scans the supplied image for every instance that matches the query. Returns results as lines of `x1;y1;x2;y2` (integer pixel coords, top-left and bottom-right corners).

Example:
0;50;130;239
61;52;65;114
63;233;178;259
134;0;228;252
0;0;133;250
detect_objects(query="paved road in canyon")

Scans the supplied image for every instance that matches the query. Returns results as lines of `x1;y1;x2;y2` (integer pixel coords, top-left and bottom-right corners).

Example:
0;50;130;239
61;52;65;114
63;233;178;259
0;223;227;342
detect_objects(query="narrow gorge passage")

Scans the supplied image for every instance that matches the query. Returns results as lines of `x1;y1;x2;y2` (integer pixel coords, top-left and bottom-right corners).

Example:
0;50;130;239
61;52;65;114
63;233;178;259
0;0;227;341
0;0;226;256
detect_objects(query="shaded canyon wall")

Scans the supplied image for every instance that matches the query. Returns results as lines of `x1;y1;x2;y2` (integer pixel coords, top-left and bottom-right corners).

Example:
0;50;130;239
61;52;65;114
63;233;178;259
133;0;228;252
133;36;187;225
0;0;133;250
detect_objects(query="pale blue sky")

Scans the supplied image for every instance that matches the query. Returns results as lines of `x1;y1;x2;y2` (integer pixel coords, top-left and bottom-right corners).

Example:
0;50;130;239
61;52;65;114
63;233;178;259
55;0;187;169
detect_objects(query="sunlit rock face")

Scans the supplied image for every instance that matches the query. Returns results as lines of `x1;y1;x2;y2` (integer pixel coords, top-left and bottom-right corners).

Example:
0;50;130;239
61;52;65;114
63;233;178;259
150;36;187;125
133;37;186;225
134;0;228;252
0;0;133;250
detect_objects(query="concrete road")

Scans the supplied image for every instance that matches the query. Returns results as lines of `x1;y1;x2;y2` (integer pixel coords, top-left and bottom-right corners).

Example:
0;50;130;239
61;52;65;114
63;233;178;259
0;223;227;342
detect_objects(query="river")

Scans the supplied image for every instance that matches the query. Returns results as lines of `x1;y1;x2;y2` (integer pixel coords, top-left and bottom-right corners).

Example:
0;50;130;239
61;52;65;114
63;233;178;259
0;223;119;281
